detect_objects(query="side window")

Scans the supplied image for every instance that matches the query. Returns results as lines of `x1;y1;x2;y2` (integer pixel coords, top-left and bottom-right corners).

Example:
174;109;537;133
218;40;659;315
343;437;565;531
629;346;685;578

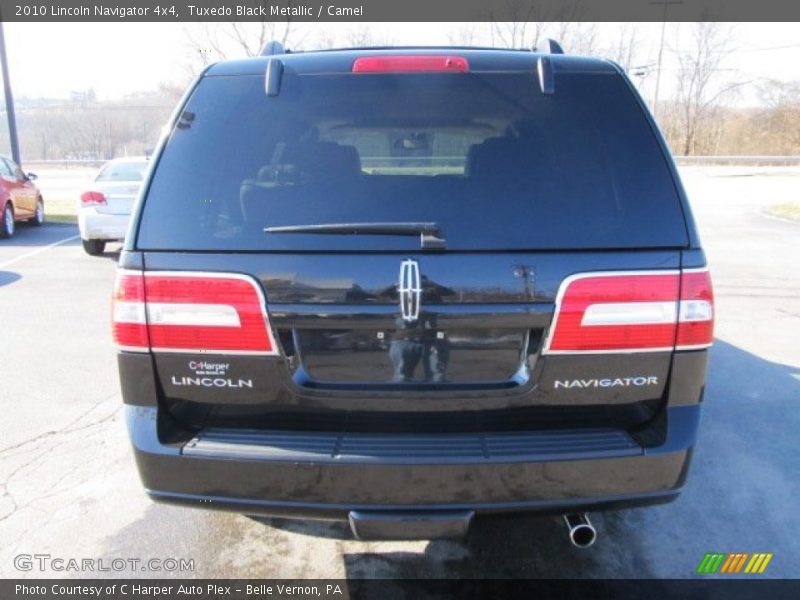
3;159;24;180
0;159;13;178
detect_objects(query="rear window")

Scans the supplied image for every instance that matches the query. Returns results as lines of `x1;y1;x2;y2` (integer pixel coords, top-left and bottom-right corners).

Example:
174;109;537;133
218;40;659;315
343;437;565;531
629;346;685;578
136;70;688;251
97;161;147;182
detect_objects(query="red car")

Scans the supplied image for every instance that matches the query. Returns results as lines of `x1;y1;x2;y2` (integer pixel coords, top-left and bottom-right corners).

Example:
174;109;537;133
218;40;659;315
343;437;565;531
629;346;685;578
0;156;44;238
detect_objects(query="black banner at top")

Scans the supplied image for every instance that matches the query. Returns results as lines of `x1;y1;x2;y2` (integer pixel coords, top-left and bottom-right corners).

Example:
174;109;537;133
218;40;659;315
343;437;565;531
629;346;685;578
2;0;800;22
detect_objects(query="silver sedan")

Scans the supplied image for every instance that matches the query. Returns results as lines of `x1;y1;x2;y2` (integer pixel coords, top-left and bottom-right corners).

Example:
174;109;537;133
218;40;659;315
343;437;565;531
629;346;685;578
78;157;148;255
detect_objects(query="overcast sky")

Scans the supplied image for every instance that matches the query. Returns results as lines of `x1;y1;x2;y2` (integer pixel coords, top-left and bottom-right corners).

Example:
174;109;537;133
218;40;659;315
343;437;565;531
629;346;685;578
5;22;800;106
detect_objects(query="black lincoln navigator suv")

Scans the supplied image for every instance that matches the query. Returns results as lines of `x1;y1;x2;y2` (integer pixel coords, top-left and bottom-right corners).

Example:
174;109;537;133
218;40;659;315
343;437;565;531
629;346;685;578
115;45;713;545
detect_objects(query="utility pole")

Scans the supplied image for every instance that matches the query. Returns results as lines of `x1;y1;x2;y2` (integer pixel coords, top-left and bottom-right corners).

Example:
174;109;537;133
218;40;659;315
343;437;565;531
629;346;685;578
0;21;20;164
650;0;683;122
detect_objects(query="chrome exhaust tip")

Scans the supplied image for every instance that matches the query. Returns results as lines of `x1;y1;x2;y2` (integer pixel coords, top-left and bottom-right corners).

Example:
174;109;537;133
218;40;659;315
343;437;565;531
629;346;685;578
563;513;597;548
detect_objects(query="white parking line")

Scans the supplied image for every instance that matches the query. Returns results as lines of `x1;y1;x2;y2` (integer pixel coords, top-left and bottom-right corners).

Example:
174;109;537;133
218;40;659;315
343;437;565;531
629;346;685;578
0;234;80;269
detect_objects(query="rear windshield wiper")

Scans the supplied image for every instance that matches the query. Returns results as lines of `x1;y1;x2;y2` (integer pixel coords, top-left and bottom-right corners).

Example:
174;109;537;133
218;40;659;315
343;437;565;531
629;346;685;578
264;222;446;249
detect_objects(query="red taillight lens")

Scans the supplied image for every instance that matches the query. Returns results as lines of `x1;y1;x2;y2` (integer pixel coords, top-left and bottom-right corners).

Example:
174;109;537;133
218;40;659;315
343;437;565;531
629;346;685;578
544;269;714;354
545;272;680;353
144;273;275;353
352;55;469;73
81;191;107;207
112;270;149;349
676;269;714;349
111;271;277;355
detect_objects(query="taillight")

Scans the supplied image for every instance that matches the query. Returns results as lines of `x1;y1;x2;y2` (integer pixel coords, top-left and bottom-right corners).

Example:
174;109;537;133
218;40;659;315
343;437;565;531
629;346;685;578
676;269;715;350
112;271;278;355
543;269;714;354
112;270;148;350
81;191;107;207
352;55;469;73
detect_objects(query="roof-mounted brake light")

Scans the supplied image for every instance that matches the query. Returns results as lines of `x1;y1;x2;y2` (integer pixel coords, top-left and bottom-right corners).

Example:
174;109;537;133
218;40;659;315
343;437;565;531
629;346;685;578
352;55;469;74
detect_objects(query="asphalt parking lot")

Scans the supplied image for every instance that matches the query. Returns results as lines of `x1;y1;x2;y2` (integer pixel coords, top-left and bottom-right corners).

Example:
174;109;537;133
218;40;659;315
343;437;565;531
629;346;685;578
0;167;798;580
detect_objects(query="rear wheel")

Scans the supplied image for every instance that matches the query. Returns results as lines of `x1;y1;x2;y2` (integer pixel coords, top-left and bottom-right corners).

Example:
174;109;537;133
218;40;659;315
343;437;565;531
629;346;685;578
0;203;14;239
29;198;44;226
82;238;106;256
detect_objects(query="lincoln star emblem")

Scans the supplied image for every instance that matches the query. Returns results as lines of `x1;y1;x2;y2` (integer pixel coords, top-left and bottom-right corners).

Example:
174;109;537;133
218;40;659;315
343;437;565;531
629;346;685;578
399;259;422;322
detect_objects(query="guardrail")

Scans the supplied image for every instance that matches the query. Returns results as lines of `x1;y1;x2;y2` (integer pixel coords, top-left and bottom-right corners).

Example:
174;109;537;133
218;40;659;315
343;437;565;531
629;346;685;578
25;159;106;168
361;156;800;167
674;156;800;166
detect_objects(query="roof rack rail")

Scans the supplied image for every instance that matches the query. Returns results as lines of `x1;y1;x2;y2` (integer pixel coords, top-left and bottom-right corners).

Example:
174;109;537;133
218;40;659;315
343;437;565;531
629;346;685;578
284;45;540;55
260;41;286;56
265;58;284;97
535;39;565;55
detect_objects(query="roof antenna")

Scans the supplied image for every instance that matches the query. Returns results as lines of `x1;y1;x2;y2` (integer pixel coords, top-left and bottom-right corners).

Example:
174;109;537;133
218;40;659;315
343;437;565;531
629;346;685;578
260;41;285;56
535;39;565;55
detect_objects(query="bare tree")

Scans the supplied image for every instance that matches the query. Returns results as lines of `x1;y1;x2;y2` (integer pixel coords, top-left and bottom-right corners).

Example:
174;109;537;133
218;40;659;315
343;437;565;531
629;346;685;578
189;22;295;58
605;24;641;71
545;22;599;55
447;24;484;47
185;21;405;68
489;1;543;48
27;110;55;160
296;25;395;51
487;0;600;54
759;80;800;151
672;23;746;155
184;9;301;74
343;26;394;48
15;84;181;161
311;28;339;50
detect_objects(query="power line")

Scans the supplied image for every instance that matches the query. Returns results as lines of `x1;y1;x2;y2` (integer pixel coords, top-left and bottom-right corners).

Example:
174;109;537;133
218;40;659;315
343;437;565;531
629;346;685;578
733;44;800;53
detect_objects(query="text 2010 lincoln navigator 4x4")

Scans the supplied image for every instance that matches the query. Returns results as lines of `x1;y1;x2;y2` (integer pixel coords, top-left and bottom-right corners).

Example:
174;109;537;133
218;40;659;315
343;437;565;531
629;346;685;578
114;45;713;545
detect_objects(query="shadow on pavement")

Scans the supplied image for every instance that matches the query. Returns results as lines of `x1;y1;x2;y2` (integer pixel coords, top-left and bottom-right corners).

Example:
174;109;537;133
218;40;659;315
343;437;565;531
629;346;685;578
0;271;21;287
0;222;79;247
250;516;352;540
335;339;800;578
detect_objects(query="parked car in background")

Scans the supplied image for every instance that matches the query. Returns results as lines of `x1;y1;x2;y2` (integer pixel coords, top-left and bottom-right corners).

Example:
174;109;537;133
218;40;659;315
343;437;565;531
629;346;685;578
78;157;148;255
0;156;44;239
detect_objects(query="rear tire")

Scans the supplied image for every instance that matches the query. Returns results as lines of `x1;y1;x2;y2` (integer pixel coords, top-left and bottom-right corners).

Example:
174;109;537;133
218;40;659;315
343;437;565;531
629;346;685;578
0;203;13;239
82;238;106;256
29;197;44;226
